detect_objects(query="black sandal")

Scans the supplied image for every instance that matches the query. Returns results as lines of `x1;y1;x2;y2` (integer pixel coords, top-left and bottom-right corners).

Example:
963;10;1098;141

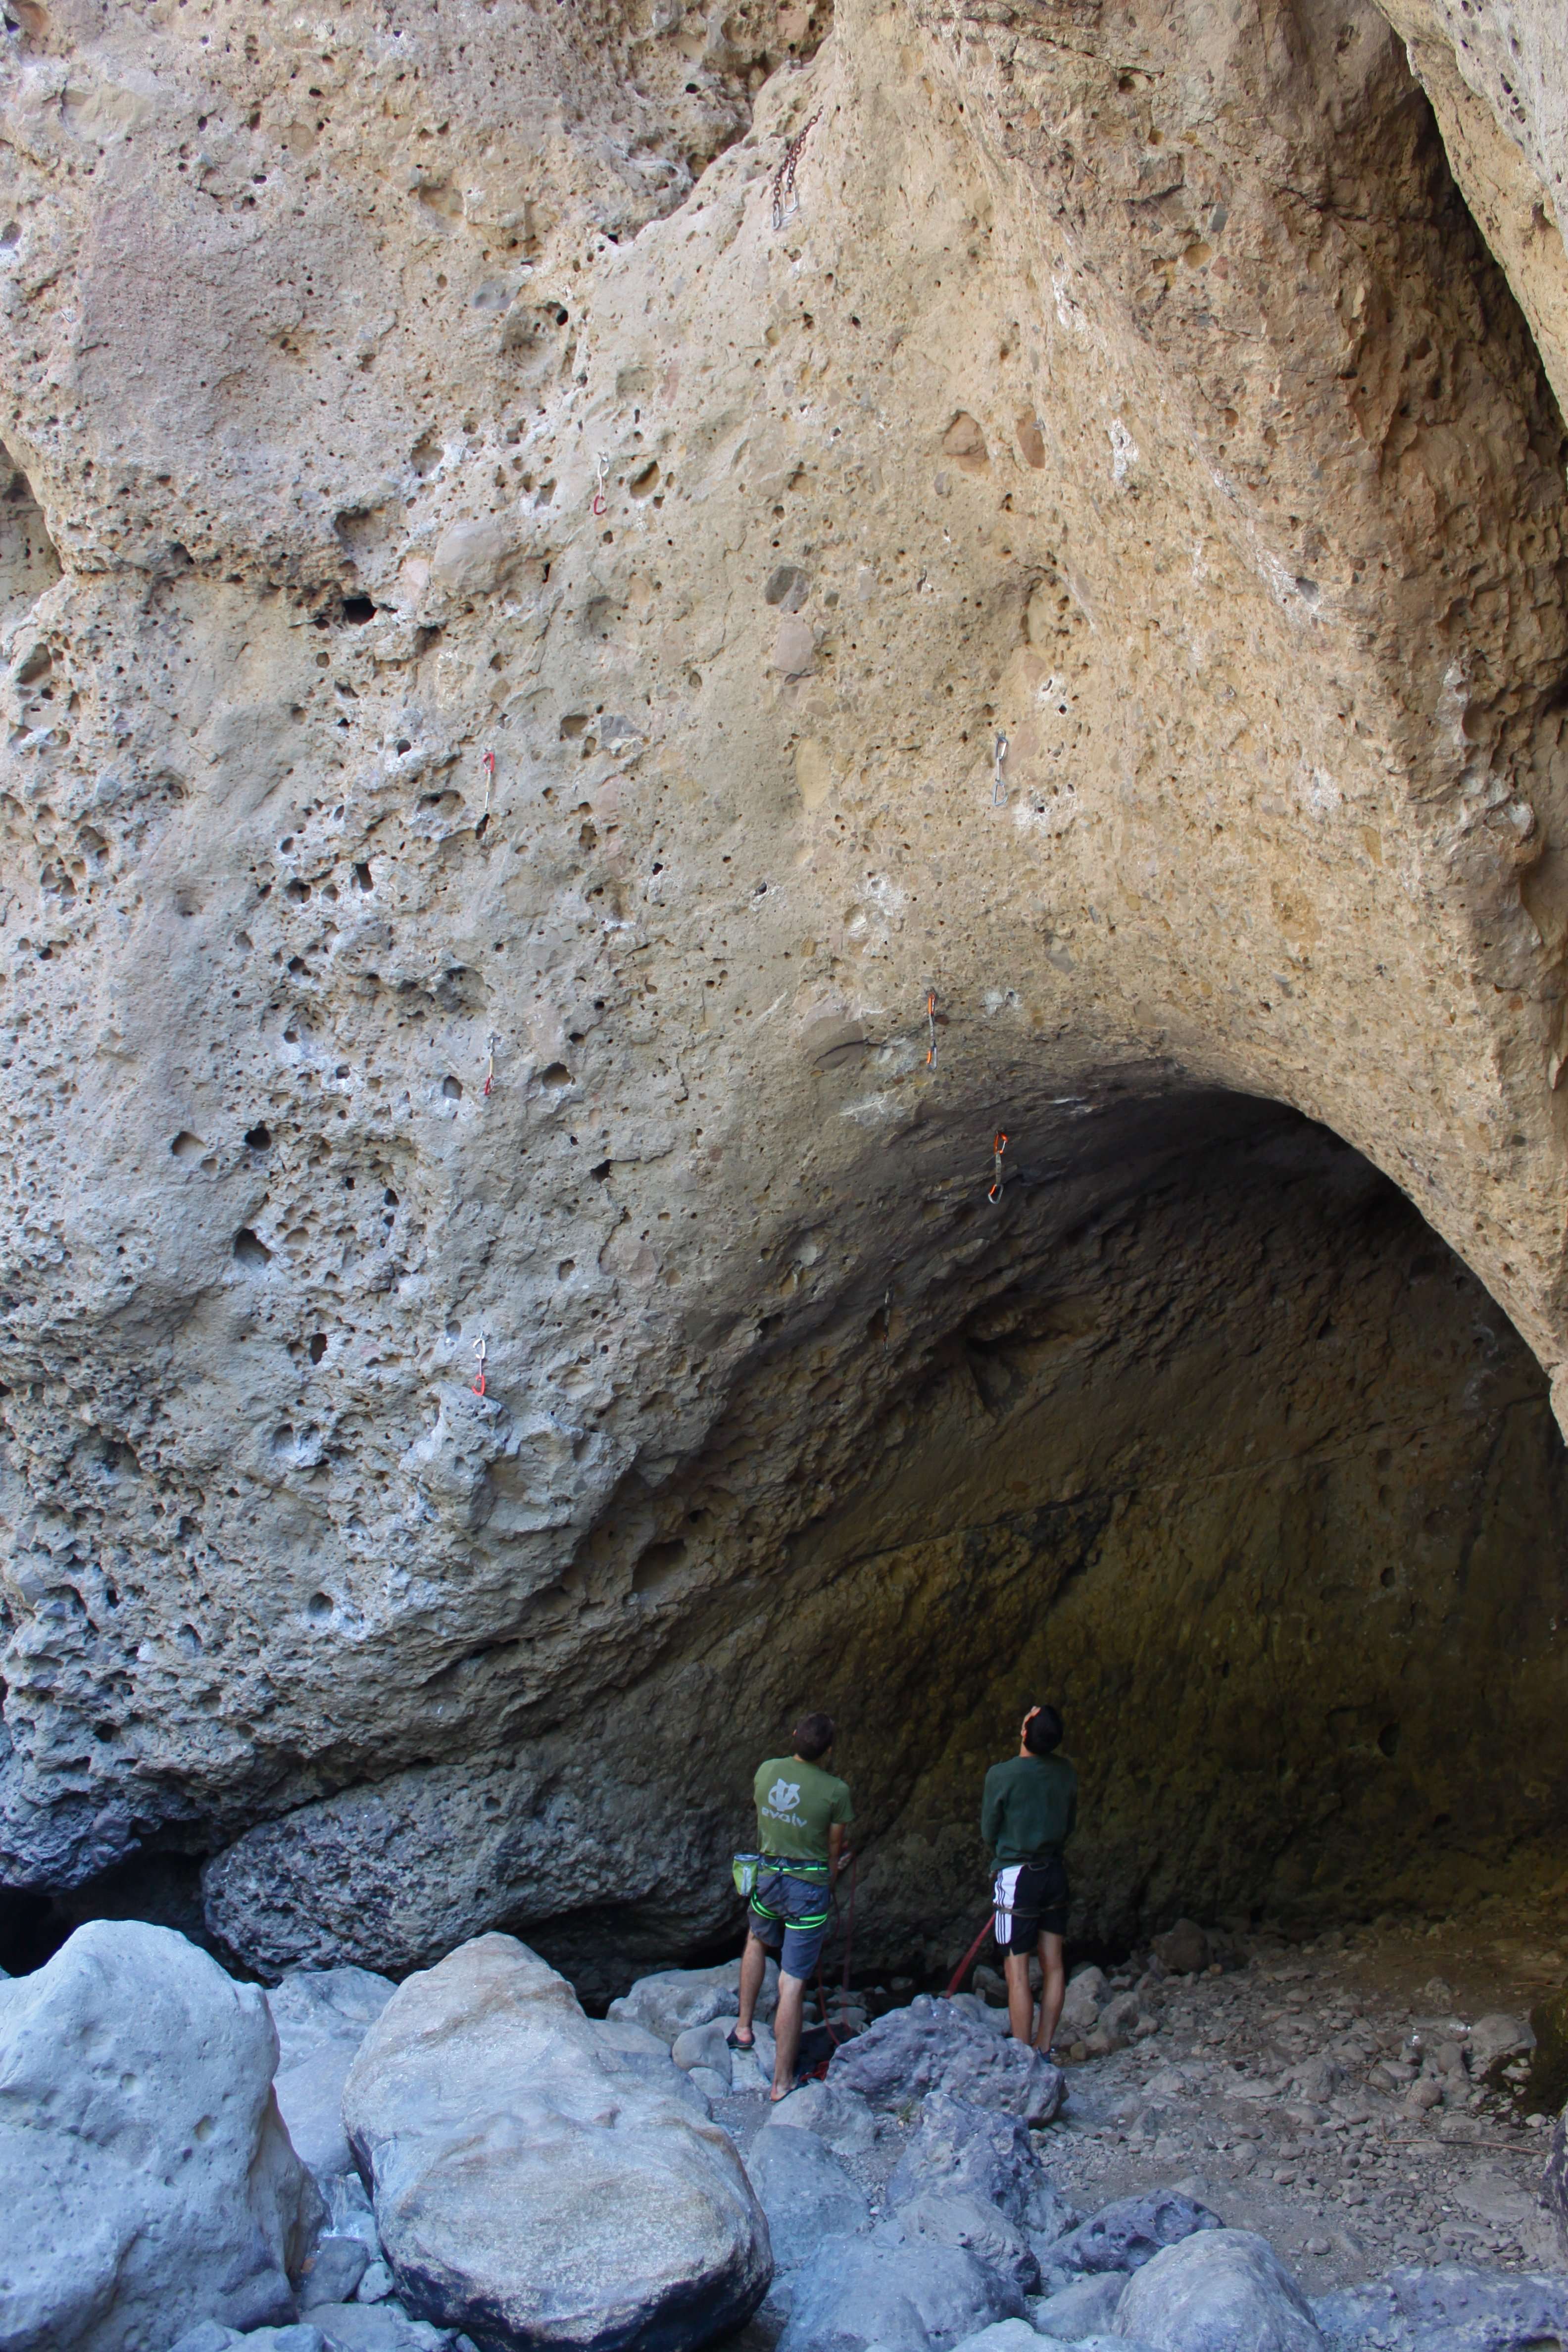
726;2025;755;2050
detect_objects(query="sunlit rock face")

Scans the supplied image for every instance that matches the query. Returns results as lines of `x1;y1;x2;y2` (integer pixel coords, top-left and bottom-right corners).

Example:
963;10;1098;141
1;0;1568;1980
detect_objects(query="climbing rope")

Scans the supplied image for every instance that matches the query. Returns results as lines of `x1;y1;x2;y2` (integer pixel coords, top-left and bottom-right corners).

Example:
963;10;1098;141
806;1852;859;2080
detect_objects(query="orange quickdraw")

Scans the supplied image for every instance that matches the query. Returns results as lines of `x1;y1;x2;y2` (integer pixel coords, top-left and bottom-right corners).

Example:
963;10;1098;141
472;1333;488;1396
987;1131;1008;1204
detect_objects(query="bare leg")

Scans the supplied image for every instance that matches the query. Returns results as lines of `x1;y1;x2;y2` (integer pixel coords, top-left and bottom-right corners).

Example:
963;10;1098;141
1004;1950;1035;2046
735;1930;768;2042
772;1970;806;2097
1036;1932;1066;2055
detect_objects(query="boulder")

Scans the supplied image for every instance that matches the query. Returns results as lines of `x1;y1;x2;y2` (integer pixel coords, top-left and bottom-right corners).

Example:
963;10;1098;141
607;1957;777;2045
949;2326;1045;2352
342;1933;771;2352
745;2127;870;2268
307;2307;453;2352
1545;2108;1568;2248
1311;2263;1568;2351
1151;1924;1210;1977
1464;2013;1535;2074
299;2242;373;2311
1053;2193;1222;2277
672;2020;735;2082
1060;1969;1111;2040
0;1920;322;2352
1113;2230;1321;2352
778;2235;1022;2352
269;1966;397;2185
886;2092;1076;2239
1036;2273;1128;2338
763;2076;879;2156
829;1996;1064;2125
884;2191;1042;2297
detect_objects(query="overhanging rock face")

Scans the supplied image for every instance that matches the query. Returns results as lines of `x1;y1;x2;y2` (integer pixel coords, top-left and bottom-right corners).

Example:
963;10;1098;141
1;0;1568;1972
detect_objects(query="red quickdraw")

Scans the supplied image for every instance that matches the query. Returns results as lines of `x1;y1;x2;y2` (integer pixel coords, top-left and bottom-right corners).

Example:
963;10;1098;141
987;1131;1008;1204
592;454;608;518
472;1333;488;1396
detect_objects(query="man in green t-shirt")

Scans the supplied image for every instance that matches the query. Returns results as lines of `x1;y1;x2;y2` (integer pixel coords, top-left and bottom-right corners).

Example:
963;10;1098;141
981;1701;1077;2053
732;1711;853;2102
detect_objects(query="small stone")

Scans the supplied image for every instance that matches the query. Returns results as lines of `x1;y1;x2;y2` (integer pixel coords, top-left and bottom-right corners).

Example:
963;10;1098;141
300;2241;372;2311
354;2264;394;2305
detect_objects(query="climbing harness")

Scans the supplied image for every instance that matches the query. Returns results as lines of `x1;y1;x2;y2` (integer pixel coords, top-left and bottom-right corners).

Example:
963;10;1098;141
471;1332;488;1396
483;1032;497;1099
992;731;1009;807
772;109;823;232
987;1130;1008;1205
592;454;609;518
926;989;937;1069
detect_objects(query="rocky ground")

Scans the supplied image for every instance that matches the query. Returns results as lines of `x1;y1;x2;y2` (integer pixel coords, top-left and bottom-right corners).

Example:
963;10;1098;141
688;1910;1568;2338
6;1910;1568;2352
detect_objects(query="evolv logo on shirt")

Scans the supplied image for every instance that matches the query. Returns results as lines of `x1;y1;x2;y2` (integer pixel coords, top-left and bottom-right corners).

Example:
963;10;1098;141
766;1778;802;1813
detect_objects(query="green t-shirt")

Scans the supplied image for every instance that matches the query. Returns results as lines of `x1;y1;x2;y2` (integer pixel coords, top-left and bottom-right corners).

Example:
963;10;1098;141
754;1755;853;1867
981;1751;1078;1864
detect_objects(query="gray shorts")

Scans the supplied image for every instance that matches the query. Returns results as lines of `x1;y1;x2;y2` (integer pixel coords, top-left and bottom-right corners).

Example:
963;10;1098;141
749;1864;831;1979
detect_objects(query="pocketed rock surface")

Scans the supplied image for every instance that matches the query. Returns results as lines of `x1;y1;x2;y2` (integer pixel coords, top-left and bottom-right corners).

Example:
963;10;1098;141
6;0;1568;1987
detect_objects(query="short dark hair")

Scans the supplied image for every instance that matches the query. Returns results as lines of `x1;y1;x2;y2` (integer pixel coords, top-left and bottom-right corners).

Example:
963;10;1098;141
1025;1705;1063;1755
793;1712;836;1762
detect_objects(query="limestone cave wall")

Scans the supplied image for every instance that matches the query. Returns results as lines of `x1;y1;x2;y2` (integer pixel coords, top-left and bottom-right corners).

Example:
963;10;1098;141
1;0;1568;1986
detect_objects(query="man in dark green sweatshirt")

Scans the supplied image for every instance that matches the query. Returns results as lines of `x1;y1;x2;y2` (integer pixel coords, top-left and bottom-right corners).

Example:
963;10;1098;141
980;1702;1077;2052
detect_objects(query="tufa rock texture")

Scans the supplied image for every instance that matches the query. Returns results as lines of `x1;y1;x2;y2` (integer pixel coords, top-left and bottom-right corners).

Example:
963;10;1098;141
1;0;1568;1974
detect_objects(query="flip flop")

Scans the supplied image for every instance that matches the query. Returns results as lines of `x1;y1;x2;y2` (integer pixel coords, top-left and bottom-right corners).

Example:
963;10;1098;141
726;2026;755;2051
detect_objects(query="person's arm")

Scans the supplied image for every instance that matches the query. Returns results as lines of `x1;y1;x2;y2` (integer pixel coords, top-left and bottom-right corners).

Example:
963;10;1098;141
829;1821;849;1878
981;1765;1003;1857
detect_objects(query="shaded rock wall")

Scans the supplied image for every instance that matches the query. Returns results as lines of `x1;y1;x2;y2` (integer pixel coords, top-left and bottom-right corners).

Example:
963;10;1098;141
0;0;1567;1977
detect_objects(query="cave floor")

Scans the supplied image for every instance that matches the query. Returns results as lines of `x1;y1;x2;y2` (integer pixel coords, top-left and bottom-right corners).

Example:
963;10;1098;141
712;1910;1567;2334
1038;1915;1567;2296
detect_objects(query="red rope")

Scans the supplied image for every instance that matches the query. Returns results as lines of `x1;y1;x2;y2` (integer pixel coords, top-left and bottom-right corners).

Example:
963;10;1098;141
945;1911;995;1998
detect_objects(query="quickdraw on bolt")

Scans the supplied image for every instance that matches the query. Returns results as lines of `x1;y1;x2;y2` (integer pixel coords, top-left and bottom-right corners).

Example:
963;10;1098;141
987;1130;1008;1205
481;749;495;819
592;454;609;518
772;108;822;232
483;1032;497;1099
926;990;937;1070
992;732;1009;807
472;1332;488;1396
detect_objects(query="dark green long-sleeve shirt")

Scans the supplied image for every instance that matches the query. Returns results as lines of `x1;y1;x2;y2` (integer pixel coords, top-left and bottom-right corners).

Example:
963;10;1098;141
981;1752;1078;1863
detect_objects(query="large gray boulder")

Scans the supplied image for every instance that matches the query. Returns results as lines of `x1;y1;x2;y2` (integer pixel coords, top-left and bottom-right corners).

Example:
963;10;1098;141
0;1920;322;2352
342;1933;771;2352
886;2092;1076;2240
778;2235;1022;2352
1311;2263;1568;2351
829;1997;1064;2125
882;2192;1042;2298
1052;2193;1221;2279
268;1966;397;2186
745;2128;869;2269
1114;2230;1321;2352
607;1958;777;2046
1545;2111;1568;2250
